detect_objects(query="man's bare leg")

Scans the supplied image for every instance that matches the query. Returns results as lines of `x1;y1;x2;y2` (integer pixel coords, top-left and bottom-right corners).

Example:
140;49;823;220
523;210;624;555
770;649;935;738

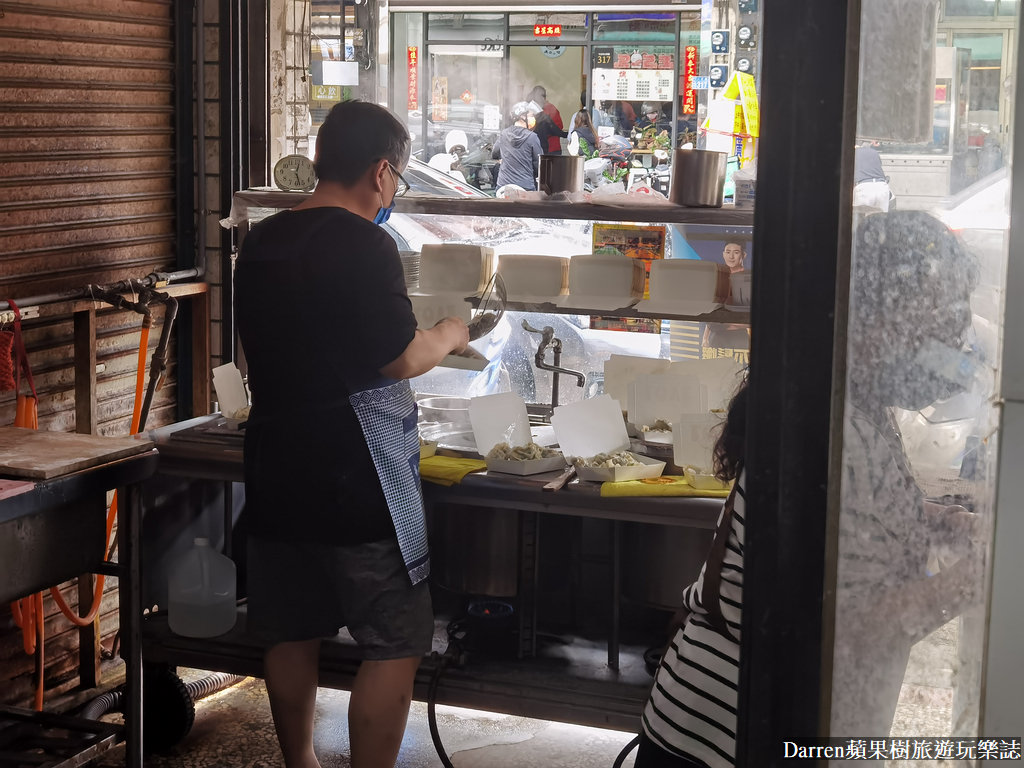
348;656;422;768
264;638;322;768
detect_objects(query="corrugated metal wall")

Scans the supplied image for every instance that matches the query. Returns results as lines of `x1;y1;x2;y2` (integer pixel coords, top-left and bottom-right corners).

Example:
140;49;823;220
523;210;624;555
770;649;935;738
0;0;181;707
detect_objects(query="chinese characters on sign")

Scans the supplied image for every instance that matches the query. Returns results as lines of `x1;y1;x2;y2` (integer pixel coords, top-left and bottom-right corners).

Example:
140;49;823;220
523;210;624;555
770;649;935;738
533;24;562;37
431;76;448;122
407;46;418;111
682;45;698;115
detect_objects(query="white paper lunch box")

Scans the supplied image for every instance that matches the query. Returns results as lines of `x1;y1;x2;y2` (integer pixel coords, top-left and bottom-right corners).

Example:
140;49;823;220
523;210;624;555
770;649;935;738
550;394;665;482
635;259;731;316
556;251;645;311
413;243;495;297
496;253;568;305
469;392;566;475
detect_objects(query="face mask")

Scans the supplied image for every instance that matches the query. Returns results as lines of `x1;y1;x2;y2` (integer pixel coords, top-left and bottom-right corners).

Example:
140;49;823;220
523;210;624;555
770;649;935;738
373;200;394;225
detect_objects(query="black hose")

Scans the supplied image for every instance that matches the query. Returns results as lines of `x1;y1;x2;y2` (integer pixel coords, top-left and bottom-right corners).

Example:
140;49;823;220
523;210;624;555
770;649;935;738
613;734;641;767
426;619;468;768
185;672;245;700
79;671;245;720
80;689;123;721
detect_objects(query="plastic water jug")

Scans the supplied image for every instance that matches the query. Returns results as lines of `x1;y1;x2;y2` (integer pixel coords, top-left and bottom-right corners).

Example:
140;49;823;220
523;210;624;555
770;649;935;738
168;538;237;638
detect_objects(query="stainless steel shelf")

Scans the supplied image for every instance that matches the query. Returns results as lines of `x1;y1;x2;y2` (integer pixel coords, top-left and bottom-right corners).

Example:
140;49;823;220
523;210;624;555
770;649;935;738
232;189;755;227
395;195;755;226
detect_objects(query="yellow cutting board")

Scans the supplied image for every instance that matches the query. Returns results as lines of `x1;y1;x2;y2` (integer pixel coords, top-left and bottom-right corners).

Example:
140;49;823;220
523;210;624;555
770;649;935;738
0;426;154;479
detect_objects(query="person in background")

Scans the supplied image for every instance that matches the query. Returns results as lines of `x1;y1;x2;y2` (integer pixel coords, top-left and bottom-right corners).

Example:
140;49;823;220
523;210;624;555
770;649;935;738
492;101;543;191
831;210;982;740
637;102;671;134
234;99;469;768
613;100;637;134
529;84;565;154
570;105;598;150
637;375;748;768
853;138;893;213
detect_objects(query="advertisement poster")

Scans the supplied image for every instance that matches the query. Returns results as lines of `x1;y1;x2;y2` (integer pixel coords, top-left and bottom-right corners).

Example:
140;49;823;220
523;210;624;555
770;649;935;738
590;223;666;333
407;47;419;110
431;77;448;122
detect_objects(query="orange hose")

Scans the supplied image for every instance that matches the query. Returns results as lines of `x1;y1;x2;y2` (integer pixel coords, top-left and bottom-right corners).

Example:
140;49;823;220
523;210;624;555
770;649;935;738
33;591;44;711
7;313;152;713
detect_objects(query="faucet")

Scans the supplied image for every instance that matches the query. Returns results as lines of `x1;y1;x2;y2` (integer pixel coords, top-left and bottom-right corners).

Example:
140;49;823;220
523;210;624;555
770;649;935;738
521;320;585;411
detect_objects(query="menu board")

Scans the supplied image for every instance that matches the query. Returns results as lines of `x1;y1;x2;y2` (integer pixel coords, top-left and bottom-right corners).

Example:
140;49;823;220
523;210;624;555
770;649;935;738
592;69;674;103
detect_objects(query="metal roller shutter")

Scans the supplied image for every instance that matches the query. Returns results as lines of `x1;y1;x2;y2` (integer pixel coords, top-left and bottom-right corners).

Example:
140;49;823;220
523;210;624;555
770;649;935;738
0;0;177;297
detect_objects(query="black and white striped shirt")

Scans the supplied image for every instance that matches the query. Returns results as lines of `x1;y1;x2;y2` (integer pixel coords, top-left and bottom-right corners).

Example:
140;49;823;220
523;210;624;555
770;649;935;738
642;472;746;767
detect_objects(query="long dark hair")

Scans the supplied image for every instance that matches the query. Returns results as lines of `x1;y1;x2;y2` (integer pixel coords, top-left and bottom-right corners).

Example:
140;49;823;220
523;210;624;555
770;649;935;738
712;375;748;482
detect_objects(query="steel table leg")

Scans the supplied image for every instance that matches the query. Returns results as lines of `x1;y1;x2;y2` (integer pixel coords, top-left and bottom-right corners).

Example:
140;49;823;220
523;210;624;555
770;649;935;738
609;520;621;670
118;481;144;768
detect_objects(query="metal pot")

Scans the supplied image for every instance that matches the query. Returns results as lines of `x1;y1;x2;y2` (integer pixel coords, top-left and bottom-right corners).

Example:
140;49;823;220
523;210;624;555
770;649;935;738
621;522;714;610
669;149;728;207
428;505;519;597
538;154;584;195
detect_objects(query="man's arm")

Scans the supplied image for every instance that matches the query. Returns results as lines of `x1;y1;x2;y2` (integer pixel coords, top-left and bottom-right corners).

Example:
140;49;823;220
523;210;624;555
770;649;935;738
380;317;469;380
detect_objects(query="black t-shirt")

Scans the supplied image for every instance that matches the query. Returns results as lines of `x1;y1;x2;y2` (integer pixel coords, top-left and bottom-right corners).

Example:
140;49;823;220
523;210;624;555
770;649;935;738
234;207;418;544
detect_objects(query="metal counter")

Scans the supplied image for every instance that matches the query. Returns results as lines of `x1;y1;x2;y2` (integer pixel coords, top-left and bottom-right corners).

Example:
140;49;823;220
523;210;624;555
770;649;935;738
140;415;724;735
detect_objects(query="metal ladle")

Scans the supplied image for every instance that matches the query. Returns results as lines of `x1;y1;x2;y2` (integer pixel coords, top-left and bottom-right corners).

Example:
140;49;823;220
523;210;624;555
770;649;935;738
467;273;507;341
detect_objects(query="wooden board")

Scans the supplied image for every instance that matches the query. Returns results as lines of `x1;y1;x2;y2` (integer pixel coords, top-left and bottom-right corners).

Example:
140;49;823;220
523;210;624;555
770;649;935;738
0;427;154;480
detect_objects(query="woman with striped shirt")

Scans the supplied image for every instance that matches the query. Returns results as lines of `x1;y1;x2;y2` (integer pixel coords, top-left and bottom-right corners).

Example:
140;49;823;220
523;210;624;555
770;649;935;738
638;378;747;768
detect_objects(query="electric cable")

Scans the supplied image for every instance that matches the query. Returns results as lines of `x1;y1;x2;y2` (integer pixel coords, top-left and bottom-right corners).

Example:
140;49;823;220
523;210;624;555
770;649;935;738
426;619;468;768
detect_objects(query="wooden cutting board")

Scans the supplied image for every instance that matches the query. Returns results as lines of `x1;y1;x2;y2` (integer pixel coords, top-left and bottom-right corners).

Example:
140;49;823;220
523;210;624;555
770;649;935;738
0;427;155;480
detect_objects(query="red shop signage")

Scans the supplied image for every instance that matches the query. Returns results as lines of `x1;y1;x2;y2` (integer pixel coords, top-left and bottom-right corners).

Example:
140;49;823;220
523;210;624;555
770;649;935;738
407;46;419;110
682;45;698;115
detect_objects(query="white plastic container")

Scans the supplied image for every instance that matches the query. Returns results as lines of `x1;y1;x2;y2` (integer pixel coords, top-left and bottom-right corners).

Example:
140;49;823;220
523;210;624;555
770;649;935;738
168;538;237;638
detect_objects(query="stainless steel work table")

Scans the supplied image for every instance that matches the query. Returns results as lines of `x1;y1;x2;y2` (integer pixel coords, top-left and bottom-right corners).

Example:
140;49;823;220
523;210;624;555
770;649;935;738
139;416;724;735
0;432;159;768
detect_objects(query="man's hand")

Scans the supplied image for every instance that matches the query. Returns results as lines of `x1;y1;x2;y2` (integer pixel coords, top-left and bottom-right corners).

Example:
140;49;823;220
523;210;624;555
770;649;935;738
434;316;470;355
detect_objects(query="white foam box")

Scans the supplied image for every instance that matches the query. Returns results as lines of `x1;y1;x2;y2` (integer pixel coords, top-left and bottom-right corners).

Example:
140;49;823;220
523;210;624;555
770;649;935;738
470;392;566;475
684;465;729;490
557;251;645;311
551;394;665;482
629;373;701;436
602;354;671;416
496;253;569;303
666;358;746;412
418;244;495;294
673;412;725;473
635;259;731;316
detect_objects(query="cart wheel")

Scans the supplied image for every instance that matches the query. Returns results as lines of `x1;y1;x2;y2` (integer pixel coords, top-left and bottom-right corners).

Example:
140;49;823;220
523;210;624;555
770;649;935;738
143;665;195;754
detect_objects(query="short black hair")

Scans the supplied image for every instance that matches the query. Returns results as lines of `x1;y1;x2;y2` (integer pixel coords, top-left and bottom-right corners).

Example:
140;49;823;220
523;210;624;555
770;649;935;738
529;85;546;101
314;100;411;186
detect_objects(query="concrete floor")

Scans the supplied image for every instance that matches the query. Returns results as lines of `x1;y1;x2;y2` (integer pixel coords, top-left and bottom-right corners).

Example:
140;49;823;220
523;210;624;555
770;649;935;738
87;617;964;768
92;674;641;768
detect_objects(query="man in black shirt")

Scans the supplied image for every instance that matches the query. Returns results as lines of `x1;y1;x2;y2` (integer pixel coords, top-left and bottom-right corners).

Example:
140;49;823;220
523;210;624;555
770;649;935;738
235;100;468;768
853;139;893;213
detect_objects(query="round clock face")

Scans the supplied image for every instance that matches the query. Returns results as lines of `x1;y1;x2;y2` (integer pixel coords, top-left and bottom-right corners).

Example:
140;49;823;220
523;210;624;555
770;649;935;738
273;154;316;191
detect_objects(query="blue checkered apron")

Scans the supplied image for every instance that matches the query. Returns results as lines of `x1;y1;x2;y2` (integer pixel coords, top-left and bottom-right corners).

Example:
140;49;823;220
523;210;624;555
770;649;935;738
348;380;428;584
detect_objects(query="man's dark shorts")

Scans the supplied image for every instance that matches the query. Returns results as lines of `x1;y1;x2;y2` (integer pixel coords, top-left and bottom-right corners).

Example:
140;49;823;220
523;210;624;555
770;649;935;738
246;535;433;659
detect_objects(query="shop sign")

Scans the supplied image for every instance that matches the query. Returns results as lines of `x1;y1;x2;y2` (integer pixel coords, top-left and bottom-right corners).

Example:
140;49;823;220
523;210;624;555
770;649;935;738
407;46;418;110
682;44;698;115
533;24;562;37
312;84;342;102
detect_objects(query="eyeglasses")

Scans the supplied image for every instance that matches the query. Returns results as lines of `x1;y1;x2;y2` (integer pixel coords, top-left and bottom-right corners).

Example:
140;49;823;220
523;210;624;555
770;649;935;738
388;162;410;198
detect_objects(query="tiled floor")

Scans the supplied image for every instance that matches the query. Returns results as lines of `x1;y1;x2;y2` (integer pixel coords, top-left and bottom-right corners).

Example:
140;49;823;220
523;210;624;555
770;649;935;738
92;674;641;768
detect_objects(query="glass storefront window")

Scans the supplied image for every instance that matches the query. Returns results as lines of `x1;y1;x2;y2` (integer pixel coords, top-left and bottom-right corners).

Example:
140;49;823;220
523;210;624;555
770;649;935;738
508;13;589;42
393;13;426;158
427;13;505;41
593;13;677;42
944;0;997;15
832;0;1006;747
996;0;1018;14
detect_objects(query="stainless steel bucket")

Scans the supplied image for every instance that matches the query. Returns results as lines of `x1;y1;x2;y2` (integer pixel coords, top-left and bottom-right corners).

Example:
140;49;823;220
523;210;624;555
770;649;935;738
669;149;728;207
621;522;714;610
538;154;584;195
